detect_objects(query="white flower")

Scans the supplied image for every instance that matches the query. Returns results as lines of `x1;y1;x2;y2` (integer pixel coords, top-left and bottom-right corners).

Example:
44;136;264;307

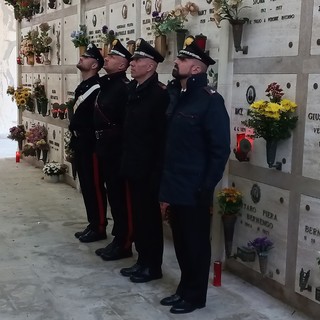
43;162;67;176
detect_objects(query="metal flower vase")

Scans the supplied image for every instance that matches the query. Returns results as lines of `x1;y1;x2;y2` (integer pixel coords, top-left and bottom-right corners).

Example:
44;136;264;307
36;99;48;116
176;29;188;52
258;252;268;276
42;150;48;163
154;35;167;58
221;214;237;258
18;139;23;151
36;148;41;160
230;19;248;54
43;51;51;65
266;139;277;167
265;139;282;170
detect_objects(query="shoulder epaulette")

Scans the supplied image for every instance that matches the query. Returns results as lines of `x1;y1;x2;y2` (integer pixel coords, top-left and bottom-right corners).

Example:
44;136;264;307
203;86;216;95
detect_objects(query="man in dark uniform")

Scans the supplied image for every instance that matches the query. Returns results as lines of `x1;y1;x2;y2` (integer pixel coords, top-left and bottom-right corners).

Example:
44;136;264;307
120;38;170;283
70;43;107;243
159;37;230;314
94;39;133;261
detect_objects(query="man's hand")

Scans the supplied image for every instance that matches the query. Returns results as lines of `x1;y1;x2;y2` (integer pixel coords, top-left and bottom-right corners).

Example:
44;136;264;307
160;202;170;220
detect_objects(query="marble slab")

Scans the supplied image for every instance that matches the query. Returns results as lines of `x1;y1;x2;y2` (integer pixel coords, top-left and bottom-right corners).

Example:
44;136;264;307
63;14;79;66
85;6;107;49
64;74;78;103
311;0;320;55
222;175;289;284
231;74;297;172
236;0;301;58
302;74;320;179
110;0;137;46
47;123;63;163
297;195;320;304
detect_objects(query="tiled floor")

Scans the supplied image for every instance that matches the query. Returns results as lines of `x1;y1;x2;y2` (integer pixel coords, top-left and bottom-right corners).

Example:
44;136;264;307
0;155;315;320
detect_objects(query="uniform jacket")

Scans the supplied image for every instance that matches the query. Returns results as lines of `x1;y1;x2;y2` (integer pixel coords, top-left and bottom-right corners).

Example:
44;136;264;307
69;74;100;153
159;73;231;206
121;72;170;179
94;72;129;155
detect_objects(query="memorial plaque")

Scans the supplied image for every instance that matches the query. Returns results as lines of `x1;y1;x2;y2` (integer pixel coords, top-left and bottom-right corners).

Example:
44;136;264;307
32;73;46;85
224;175;289;284
296;195;320;303
140;0;175;44
64;74;79;103
110;1;137;46
21;73;33;89
21;117;34;131
63;14;79;65
302;74;320;179
85;6;107;49
237;0;301;58
46;19;62;66
47;124;63;163
46;73;63;109
311;0;320;55
230;74;297;172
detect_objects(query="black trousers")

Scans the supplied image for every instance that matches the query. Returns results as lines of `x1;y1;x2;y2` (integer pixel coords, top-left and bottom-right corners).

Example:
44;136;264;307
98;150;132;249
75;147;107;234
127;177;163;269
169;204;211;306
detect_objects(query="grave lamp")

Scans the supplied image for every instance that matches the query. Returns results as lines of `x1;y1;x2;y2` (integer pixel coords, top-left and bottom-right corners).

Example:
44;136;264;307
233;133;252;162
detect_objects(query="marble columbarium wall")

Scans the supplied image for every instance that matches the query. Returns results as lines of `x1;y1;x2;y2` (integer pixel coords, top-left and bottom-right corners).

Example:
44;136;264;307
12;0;320;317
0;2;17;136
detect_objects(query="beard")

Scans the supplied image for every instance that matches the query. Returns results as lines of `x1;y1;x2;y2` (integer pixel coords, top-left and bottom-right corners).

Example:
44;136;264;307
76;62;83;71
172;64;188;80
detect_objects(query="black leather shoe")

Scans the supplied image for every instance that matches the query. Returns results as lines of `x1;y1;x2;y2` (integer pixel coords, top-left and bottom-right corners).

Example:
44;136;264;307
130;267;162;283
100;246;133;261
79;230;106;243
170;300;205;314
95;241;115;256
160;294;182;306
120;263;142;277
74;226;90;239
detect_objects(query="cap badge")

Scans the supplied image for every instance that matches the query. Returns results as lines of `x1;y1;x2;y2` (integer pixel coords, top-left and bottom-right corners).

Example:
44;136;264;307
135;38;142;49
183;37;194;48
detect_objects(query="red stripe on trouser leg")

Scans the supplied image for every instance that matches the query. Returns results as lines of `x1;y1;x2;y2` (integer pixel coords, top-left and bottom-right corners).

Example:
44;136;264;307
124;180;133;249
92;153;106;234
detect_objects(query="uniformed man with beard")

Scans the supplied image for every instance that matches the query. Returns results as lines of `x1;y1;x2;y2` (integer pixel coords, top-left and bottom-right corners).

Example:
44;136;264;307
70;43;108;243
94;40;133;261
159;37;230;314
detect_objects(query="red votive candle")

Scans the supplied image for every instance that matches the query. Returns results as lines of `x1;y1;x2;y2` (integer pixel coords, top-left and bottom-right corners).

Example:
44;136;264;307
16;151;20;163
213;261;222;286
195;34;207;51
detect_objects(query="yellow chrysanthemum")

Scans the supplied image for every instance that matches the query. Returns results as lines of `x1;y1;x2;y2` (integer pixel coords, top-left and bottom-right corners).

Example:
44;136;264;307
250;100;266;110
281;99;297;112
